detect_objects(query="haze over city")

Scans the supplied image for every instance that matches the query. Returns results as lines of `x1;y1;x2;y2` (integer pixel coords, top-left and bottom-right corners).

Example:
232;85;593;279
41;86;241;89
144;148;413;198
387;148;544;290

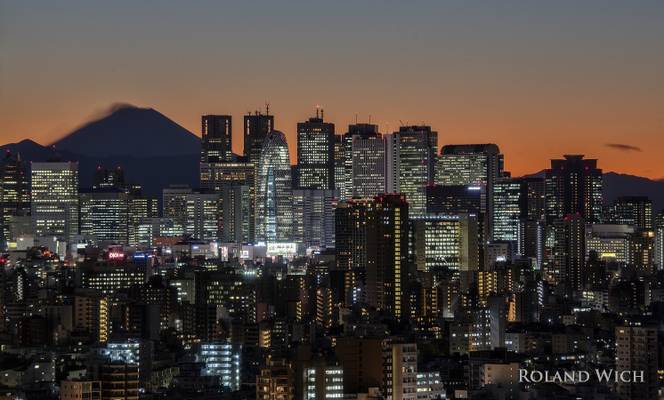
1;1;663;178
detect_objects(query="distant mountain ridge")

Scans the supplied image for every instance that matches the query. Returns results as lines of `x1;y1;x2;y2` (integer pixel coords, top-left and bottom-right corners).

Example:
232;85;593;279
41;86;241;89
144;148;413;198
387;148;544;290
522;170;664;212
50;104;200;157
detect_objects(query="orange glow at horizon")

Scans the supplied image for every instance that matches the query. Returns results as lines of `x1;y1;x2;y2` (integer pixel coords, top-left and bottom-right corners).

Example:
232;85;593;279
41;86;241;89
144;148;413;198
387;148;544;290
1;2;662;179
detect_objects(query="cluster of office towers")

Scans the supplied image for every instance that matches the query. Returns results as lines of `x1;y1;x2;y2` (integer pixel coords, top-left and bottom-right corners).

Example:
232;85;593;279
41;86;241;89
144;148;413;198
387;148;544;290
1;108;664;399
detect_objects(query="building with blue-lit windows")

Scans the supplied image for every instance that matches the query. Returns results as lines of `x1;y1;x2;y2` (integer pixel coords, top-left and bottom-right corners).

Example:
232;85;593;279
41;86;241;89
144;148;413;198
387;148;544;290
197;341;241;391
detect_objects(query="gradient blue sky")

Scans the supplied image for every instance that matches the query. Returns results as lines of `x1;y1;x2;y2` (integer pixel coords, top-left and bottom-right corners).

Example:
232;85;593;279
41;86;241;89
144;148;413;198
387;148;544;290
1;1;663;177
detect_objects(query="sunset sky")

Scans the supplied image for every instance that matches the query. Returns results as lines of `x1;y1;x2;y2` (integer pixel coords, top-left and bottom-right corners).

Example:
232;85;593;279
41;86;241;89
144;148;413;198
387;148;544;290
1;1;663;178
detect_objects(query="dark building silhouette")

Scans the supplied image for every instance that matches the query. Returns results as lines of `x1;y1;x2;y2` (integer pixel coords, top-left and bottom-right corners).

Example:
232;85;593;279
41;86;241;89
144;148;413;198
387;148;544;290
243;110;274;163
545;154;603;224
201;115;232;163
0;150;30;243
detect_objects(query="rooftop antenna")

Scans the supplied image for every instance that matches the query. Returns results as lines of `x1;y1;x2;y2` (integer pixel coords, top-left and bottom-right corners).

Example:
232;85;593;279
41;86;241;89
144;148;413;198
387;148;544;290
355;113;358;124
315;104;320;119
368;114;372;124
265;101;270;115
321;108;324;120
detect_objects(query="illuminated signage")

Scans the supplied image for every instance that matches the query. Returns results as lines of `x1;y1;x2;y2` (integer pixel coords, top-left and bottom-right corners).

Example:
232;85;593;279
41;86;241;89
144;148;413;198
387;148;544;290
267;242;297;257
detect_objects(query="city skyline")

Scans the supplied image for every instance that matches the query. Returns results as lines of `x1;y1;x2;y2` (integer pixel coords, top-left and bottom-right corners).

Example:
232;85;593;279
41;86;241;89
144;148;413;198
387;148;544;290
1;3;663;399
1;1;664;179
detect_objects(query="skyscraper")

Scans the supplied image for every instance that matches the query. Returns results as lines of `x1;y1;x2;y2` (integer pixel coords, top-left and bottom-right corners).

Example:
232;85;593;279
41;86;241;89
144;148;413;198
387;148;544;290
296;109;335;190
31;161;79;241
348;125;386;198
255;130;293;243
335;198;375;305
551;213;585;292
243;110;274;164
606;196;653;230
184;192;221;241
491;179;522;243
162;185;192;232
292;188;337;250
338;123;381;200
436;144;504;237
545;154;603;224
367;194;409;318
201;115;232;163
80;189;130;244
386;126;437;217
492;177;545;258
0;151;29;243
200;160;255;242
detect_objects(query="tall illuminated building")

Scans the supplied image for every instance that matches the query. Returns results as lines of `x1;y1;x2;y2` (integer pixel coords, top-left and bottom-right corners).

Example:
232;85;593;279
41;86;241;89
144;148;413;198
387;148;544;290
385;125;437;217
243;110;274;164
492;177;545;259
200;160;255;242
31;161;79;241
162;185;192;231
292;189;337;250
220;184;253;244
545;154;603;224
367;194;409;318
255;130;293;243
656;211;664;270
338;123;381;200
491;179;522;243
551;214;585;292
0;151;30;244
335;198;376;305
333;135;345;194
351;128;386;198
605;196;652;230
296;109;335;190
164;187;221;240
201;115;232;163
127;187;159;246
80;189;130;244
545;155;602;284
335;194;410;317
74;290;109;343
411;214;480;274
184;192;221;241
436;144;503;236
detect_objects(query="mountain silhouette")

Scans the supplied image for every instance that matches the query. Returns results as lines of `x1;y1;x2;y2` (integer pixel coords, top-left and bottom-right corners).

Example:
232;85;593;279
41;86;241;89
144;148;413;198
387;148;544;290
50;104;200;157
603;172;664;212
523;170;664;213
